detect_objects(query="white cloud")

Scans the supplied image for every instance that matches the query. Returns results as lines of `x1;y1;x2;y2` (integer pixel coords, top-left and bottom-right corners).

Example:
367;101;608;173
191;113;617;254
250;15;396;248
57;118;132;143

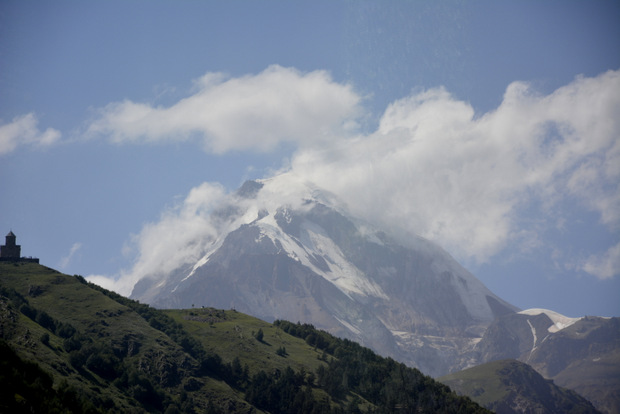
87;182;227;296
84;174;328;296
86;274;124;294
89;68;620;295
287;69;620;263
87;65;361;153
0;113;61;155
582;242;620;280
59;242;82;269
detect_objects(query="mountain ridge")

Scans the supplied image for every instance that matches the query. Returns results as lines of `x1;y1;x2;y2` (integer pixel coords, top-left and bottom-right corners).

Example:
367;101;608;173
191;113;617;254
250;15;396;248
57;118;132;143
474;310;620;413
439;359;601;414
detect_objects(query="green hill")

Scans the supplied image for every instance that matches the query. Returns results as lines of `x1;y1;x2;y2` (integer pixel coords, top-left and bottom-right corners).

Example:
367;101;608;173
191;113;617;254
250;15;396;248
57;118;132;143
0;262;489;413
439;359;600;414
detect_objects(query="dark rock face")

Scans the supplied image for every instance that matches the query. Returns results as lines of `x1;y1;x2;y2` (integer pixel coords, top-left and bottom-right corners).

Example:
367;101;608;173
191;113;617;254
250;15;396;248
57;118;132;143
475;314;620;413
235;180;264;199
475;313;555;362
441;359;601;414
526;317;620;414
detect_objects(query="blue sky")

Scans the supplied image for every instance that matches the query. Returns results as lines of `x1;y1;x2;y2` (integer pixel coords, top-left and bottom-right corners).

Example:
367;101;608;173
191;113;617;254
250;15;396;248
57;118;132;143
1;1;619;317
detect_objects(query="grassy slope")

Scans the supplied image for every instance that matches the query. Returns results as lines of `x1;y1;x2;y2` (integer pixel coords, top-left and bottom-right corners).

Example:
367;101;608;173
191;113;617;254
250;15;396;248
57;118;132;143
440;359;511;407
0;263;372;412
0;262;250;413
439;359;600;414
1;262;488;413
165;308;325;376
164;308;357;410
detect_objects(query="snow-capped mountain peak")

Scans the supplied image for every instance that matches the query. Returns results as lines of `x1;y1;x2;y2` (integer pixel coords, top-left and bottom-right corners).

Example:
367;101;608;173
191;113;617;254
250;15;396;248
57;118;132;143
131;179;518;377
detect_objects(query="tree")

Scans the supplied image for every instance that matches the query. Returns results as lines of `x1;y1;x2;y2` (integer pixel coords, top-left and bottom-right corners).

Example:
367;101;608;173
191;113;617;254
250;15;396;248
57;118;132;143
255;328;264;342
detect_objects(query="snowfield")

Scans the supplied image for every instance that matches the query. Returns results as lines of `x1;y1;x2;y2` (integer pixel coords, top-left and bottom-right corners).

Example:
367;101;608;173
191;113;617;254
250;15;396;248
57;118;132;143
519;308;582;333
255;211;389;300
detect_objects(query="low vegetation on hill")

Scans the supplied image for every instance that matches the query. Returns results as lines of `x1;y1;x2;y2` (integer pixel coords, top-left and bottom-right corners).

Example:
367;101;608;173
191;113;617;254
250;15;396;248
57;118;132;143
439;359;600;414
0;262;488;413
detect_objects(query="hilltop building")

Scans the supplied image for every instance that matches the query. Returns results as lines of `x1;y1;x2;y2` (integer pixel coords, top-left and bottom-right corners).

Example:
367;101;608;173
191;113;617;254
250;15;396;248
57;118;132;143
0;231;39;263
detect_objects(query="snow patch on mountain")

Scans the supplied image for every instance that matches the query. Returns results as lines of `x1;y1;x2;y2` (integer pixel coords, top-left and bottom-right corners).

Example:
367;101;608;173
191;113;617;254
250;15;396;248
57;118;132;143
255;211;388;300
174;232;232;289
525;319;538;362
519;308;582;333
335;317;362;336
173;203;267;290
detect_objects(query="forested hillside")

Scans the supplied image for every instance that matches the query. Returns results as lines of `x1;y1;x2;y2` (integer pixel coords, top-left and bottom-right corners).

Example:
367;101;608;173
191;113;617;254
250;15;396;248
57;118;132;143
0;262;488;413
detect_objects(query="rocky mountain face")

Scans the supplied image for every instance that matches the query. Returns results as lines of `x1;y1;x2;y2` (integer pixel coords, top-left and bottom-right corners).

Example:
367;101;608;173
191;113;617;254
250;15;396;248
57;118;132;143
129;180;618;411
474;310;620;413
440;359;601;414
131;180;517;377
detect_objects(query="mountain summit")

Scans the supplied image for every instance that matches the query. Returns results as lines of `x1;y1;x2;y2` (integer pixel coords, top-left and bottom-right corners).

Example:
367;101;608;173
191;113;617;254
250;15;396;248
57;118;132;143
131;179;517;376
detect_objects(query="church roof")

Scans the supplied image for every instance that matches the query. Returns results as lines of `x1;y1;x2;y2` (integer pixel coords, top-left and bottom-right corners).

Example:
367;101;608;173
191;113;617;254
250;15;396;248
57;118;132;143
7;231;15;237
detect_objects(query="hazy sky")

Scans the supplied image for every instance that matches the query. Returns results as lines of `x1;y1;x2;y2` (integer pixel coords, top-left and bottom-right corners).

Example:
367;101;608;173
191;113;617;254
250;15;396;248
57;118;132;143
1;1;619;317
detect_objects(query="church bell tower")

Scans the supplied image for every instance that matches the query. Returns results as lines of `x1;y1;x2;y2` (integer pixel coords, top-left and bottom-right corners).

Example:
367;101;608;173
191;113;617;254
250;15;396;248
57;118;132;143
1;231;22;259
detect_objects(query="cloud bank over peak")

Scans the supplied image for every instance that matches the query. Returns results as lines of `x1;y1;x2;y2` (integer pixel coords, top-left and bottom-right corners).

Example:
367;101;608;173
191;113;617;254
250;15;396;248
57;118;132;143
295;70;620;265
88;68;620;294
88;182;228;296
87;65;361;153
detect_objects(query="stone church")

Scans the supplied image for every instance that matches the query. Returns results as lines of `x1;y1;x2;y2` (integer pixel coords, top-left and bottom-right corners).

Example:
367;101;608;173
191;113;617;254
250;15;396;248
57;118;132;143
0;231;39;263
